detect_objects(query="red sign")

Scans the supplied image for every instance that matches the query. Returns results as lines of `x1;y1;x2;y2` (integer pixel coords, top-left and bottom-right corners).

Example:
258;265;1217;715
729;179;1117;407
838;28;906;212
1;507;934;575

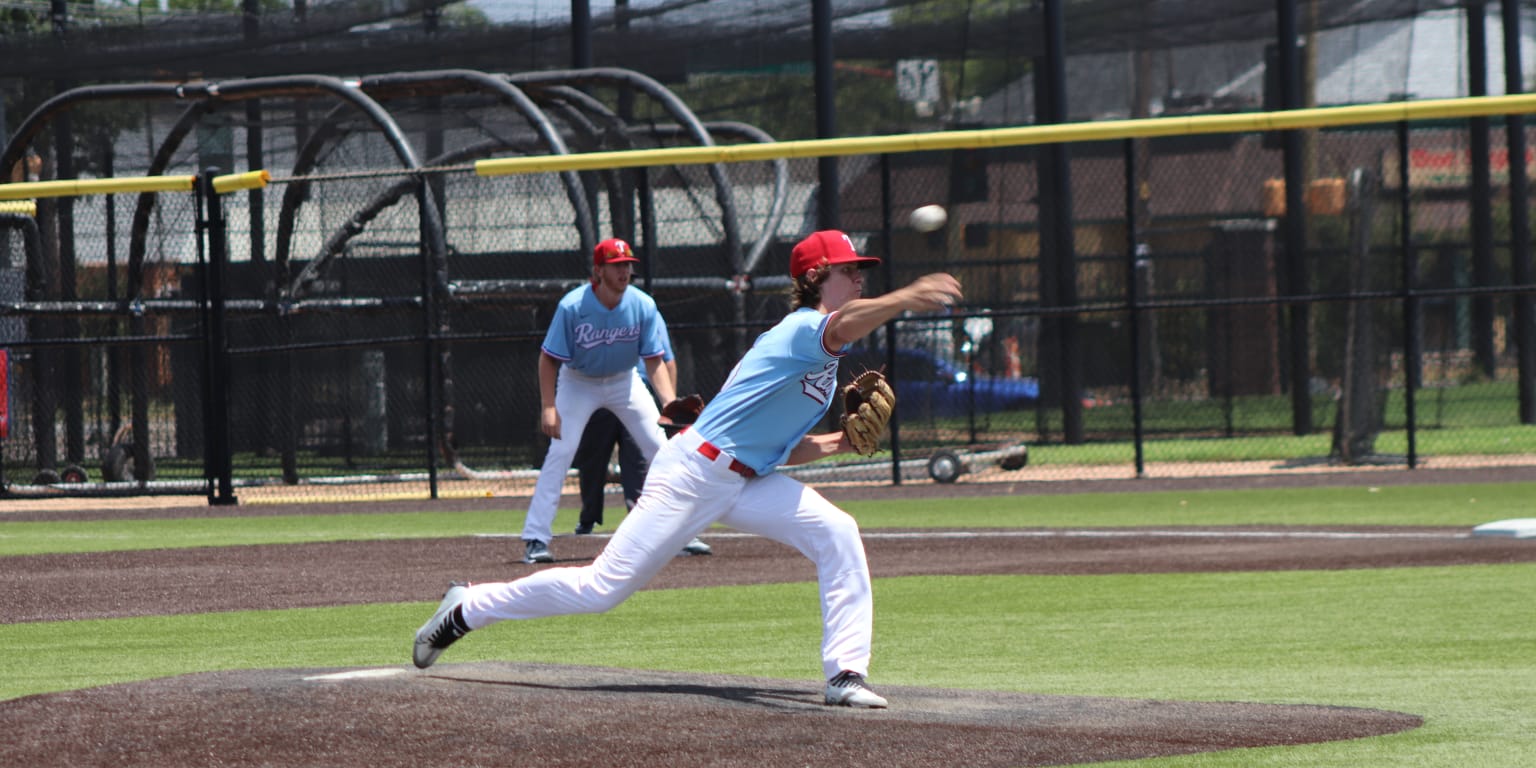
1384;145;1536;188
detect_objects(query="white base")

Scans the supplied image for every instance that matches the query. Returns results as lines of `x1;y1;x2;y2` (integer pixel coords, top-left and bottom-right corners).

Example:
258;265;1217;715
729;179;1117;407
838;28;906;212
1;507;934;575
1471;518;1536;539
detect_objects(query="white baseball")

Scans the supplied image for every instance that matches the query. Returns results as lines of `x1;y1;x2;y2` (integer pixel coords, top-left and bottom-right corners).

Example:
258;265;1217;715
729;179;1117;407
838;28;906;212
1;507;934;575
910;204;948;233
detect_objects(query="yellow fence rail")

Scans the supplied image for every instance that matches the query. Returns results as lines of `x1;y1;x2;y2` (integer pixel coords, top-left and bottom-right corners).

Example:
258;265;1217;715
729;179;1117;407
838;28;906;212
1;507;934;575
0;169;270;201
476;93;1536;177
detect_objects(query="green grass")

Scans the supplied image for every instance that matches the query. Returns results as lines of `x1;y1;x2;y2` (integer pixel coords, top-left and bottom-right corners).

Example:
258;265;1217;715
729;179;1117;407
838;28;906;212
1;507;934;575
908;378;1535;466
1007;420;1535;465
3;482;1535;766
2;483;1528;556
1063;379;1524;433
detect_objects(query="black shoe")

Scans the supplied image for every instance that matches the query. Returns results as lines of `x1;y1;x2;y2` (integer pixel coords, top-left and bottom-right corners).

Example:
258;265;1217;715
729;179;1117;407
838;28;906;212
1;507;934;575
574;523;594;535
523;539;554;564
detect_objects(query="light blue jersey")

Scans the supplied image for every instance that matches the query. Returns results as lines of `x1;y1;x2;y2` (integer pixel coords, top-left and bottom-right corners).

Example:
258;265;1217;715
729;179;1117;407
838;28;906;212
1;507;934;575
541;284;665;376
691;308;845;475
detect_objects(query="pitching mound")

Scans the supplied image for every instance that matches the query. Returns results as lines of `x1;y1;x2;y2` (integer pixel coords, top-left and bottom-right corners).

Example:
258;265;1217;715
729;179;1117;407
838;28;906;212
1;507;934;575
0;662;1419;767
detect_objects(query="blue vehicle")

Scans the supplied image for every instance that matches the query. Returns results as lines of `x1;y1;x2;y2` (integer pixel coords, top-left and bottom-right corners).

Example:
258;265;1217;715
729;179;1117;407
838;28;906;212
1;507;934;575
843;347;1040;419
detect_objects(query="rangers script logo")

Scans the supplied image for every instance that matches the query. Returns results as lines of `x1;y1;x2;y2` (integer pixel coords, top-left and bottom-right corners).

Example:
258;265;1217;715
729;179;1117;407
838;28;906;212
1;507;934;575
574;322;642;349
801;361;839;405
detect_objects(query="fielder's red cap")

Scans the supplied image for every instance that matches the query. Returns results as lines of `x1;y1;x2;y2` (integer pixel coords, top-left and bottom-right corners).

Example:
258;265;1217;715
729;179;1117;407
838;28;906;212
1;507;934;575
789;230;881;279
593;237;640;266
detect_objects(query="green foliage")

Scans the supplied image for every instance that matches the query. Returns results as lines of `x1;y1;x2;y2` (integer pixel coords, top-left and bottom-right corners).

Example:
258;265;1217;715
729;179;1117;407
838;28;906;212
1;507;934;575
1;6;46;38
656;69;910;141
440;1;487;28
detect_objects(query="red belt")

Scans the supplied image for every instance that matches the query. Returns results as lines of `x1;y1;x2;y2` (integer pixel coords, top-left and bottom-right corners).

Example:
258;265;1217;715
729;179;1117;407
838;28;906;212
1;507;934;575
696;440;756;478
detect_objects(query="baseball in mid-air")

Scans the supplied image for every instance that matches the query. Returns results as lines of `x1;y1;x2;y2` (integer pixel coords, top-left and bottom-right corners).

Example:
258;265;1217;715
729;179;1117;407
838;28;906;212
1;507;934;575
909;204;948;233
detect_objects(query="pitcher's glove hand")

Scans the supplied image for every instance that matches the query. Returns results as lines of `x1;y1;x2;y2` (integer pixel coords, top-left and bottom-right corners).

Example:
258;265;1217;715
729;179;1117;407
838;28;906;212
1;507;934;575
659;394;706;437
840;370;895;456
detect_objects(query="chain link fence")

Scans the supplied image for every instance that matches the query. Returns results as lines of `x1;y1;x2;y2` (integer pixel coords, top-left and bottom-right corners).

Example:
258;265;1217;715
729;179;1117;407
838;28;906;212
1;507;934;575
1;80;1533;504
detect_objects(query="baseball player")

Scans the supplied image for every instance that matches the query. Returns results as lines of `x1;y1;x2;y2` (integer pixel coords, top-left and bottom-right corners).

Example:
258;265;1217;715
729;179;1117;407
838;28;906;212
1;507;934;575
520;237;688;564
415;230;962;708
572;322;681;536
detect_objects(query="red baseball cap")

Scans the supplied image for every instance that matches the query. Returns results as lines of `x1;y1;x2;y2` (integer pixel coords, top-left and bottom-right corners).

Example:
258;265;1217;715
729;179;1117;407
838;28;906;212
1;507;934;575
789;230;881;279
593;237;640;266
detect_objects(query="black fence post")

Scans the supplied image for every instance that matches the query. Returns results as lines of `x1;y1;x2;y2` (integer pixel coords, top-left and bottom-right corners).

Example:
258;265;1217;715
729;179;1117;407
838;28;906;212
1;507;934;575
638;167;655;290
198;168;236;505
879;153;901;485
1501;0;1536;423
1124;138;1146;478
1467;1;1498;378
1398;122;1419;469
1037;0;1084;445
417;173;441;498
1276;0;1314;436
812;0;838;229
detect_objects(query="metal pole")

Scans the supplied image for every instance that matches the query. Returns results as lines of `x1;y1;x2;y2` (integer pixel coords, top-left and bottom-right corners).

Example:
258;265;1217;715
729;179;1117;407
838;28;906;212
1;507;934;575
417;176;441;498
880;154;901;484
638;167;655;291
1398;121;1420;469
1038;0;1083;443
571;0;591;68
1277;0;1313;434
1124;138;1146;478
812;0;838;228
199;169;236;504
1501;0;1536;422
1468;1;1498;376
103;140;122;438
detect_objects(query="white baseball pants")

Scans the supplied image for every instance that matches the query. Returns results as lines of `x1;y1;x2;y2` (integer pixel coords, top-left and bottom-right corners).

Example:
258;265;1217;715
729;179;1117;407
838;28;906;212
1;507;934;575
463;427;875;680
522;367;666;544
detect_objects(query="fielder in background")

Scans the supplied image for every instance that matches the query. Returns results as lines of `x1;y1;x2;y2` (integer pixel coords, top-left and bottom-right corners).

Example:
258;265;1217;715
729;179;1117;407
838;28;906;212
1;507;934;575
519;237;706;564
571;323;711;555
415;229;962;708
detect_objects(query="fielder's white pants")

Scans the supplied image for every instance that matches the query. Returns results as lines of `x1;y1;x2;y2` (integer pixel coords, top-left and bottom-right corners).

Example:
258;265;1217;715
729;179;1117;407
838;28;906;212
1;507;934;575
464;427;875;680
522;367;666;544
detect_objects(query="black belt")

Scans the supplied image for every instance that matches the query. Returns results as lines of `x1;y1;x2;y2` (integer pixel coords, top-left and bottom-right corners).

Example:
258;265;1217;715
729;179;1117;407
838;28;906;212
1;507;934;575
696;440;756;478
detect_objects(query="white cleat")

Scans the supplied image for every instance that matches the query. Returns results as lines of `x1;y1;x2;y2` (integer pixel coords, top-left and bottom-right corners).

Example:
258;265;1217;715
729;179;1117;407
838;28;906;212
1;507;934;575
412;582;470;669
679;537;713;556
824;670;888;708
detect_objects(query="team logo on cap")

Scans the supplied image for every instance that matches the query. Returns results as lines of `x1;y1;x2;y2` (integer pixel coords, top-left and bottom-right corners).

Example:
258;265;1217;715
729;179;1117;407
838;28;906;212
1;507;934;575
594;237;639;266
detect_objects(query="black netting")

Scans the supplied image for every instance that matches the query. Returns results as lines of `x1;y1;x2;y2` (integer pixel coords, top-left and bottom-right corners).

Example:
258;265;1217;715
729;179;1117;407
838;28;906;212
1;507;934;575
0;0;1532;499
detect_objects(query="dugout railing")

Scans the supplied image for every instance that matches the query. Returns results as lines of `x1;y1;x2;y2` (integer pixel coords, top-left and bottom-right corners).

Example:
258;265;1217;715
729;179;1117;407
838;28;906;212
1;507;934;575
1;92;1534;503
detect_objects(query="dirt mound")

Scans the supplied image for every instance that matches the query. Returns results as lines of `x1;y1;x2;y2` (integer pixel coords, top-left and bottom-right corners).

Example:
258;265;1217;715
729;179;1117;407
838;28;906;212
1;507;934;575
0;662;1421;767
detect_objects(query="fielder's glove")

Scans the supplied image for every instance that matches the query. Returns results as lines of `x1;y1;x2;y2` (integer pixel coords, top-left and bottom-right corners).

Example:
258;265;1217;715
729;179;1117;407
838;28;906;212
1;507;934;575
659;394;706;437
840;370;895;457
